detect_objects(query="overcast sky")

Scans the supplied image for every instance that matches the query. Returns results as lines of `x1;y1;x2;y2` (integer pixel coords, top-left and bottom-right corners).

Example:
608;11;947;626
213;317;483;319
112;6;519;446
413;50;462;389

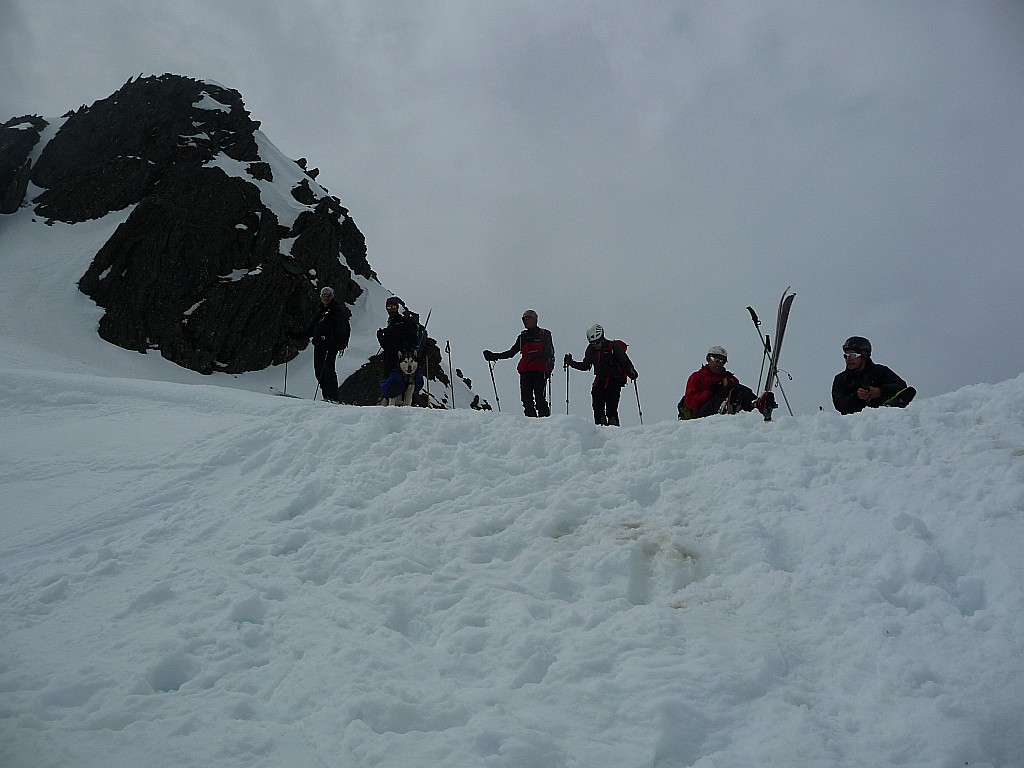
4;1;1023;422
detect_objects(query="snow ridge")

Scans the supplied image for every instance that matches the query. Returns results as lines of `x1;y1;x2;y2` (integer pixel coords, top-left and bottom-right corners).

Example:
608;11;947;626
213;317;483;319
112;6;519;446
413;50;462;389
1;367;1023;768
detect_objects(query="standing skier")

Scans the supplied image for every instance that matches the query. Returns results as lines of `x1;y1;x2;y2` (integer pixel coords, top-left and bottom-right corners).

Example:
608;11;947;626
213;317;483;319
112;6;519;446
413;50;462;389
308;286;351;403
832;336;913;414
564;324;637;426
679;346;758;419
483;309;555;417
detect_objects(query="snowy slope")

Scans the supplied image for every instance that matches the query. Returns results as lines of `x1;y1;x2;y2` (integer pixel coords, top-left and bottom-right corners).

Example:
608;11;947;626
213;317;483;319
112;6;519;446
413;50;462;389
2;363;1023;768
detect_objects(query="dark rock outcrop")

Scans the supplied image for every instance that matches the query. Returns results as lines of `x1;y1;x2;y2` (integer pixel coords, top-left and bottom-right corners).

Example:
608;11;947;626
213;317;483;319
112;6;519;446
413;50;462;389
31;76;259;223
0;115;47;213
2;74;376;375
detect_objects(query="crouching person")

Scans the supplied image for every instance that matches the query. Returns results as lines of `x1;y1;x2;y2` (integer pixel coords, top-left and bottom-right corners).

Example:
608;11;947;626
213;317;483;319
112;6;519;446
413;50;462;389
679;346;759;419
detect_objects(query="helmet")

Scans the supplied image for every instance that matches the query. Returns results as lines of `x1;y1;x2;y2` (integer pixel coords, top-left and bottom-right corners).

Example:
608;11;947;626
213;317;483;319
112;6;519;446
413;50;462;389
707;345;728;361
385;296;403;309
522;309;538;320
320;286;335;298
586;324;604;343
842;336;871;356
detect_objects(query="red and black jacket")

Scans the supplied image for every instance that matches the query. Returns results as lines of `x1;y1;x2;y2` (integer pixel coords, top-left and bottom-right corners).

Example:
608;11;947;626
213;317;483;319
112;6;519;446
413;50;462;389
493;327;555;374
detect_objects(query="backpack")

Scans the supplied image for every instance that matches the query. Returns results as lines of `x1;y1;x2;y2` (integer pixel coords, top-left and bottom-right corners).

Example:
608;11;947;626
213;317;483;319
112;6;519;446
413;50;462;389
406;311;429;357
596;339;630;382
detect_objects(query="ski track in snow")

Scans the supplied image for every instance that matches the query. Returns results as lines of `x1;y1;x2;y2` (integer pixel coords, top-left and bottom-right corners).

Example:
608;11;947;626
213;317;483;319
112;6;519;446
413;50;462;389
2;367;1024;768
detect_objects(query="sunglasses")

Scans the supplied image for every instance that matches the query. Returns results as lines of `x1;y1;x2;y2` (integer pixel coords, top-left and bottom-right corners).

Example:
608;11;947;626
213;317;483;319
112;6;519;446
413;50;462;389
843;351;863;359
708;355;727;363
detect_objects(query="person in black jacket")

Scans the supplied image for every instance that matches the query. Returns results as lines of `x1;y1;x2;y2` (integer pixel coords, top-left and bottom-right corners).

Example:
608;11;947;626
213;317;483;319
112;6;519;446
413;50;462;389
832;336;911;414
564;323;638;426
376;296;419;372
309;286;351;403
483;309;555;417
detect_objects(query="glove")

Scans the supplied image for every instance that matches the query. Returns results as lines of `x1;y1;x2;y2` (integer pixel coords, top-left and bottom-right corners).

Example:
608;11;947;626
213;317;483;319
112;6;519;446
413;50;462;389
755;392;776;415
483;350;495;362
629;369;638;381
563;353;572;366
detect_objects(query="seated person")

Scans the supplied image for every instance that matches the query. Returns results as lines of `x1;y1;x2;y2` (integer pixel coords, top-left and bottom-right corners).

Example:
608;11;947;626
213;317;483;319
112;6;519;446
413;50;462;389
832;336;914;414
679;346;757;419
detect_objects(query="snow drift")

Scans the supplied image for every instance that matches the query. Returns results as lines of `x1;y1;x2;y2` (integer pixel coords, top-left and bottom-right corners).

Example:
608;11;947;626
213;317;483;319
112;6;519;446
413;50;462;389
2;364;1023;768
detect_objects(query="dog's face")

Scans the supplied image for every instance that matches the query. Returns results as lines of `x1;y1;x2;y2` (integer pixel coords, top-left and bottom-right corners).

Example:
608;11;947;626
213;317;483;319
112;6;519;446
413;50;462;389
398;355;418;376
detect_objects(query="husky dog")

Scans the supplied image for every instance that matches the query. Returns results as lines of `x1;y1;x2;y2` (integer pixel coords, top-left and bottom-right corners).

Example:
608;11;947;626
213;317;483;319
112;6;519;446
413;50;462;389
379;353;424;406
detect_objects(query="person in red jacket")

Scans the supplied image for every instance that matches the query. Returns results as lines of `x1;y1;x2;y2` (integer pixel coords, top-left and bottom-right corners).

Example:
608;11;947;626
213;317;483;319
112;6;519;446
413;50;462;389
679;346;757;419
483;309;555;417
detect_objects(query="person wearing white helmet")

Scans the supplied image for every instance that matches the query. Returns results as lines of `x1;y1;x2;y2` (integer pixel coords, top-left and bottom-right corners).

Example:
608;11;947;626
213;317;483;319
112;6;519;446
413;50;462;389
564;323;638;426
679;345;757;419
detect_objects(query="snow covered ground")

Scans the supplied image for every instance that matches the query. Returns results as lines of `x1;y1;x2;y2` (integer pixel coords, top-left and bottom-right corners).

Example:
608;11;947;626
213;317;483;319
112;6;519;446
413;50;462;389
2;206;1024;767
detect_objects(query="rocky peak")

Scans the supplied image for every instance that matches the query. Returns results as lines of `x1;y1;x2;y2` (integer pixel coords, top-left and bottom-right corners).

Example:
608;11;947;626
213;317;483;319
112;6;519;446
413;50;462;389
1;74;373;377
1;74;475;406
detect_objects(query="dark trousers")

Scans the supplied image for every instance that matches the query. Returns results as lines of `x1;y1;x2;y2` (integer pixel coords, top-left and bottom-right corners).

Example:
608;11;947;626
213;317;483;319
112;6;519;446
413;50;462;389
520;371;550;417
592;383;623;425
694;384;757;418
314;346;339;401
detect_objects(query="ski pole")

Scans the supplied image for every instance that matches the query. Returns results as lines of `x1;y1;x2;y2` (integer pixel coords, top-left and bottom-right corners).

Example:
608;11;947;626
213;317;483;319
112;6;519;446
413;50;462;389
446;341;455;408
746;306;771;393
633;378;643;425
775;369;795;417
487;359;501;412
565;363;571;415
283;359;289;396
311;352;321;401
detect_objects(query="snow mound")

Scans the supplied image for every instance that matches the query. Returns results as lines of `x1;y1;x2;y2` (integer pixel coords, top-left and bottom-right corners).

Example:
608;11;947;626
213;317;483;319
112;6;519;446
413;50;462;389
2;368;1023;767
